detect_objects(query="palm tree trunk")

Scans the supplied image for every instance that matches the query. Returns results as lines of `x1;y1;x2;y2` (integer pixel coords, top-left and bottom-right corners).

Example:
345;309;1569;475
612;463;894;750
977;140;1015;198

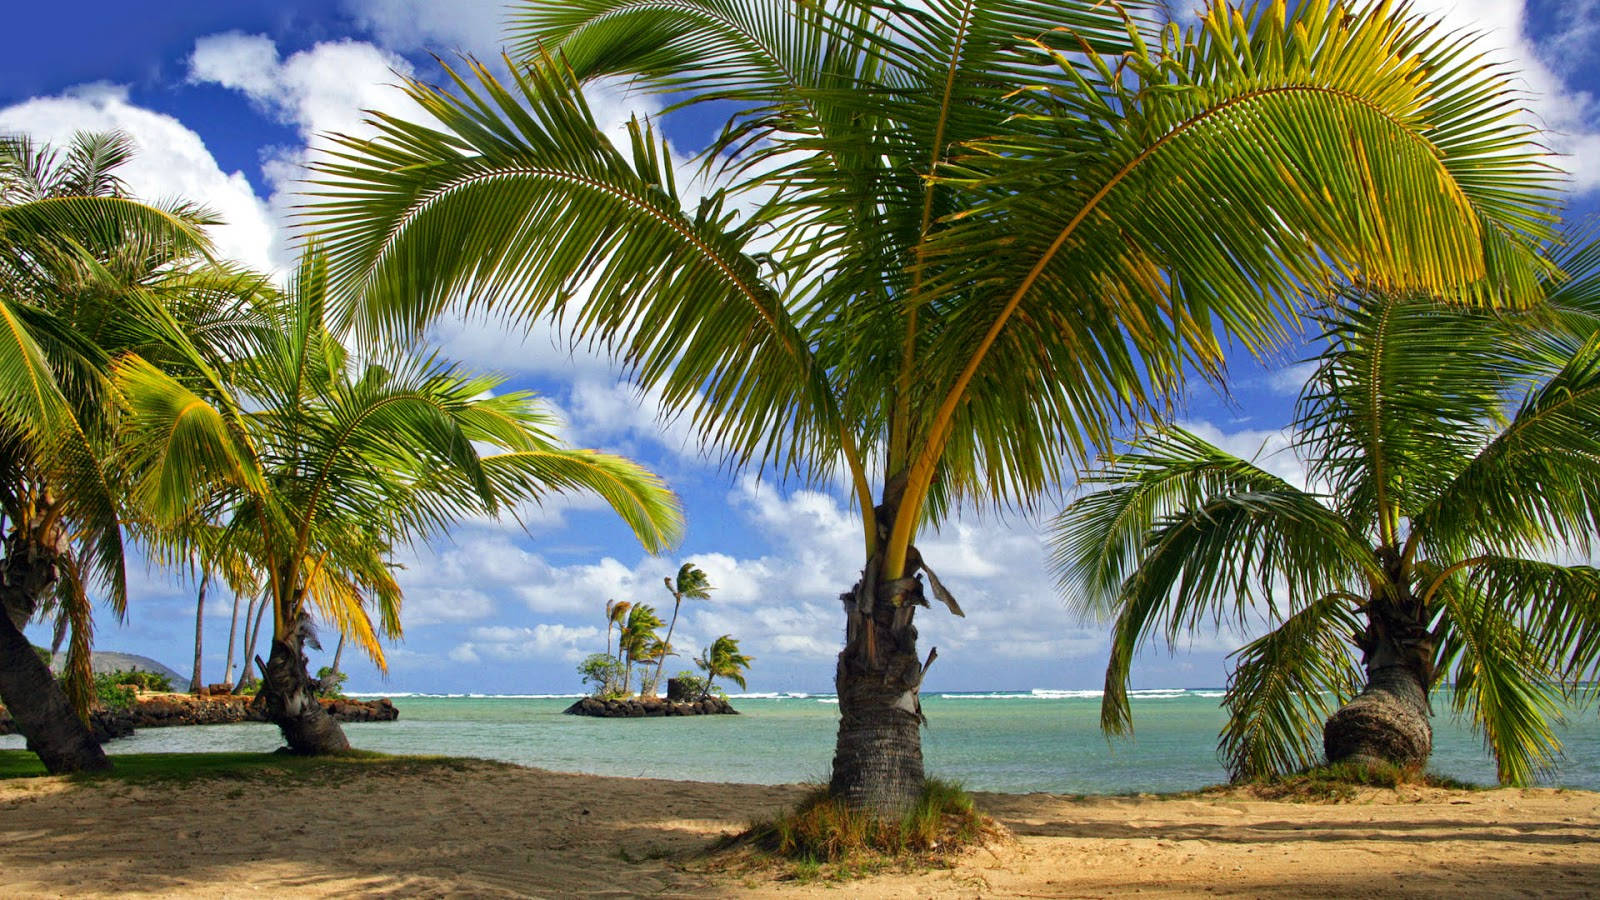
259;623;349;755
0;534;109;773
223;589;243;686
829;560;927;817
189;572;209;693
1323;592;1433;771
236;592;269;691
651;595;682;699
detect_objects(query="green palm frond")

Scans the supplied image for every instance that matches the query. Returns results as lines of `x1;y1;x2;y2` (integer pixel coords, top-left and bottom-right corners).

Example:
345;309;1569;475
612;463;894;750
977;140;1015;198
477;449;685;554
1219;593;1363;780
1299;290;1514;535
1431;569;1567;786
1412;330;1600;558
306;56;840;479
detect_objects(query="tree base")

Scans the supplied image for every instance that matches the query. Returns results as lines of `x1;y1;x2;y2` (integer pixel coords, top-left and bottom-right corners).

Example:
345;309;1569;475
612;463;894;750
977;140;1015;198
1324;670;1432;771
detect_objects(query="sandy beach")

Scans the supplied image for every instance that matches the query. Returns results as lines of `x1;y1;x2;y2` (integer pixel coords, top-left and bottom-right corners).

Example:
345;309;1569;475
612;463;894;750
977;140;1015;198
2;759;1596;897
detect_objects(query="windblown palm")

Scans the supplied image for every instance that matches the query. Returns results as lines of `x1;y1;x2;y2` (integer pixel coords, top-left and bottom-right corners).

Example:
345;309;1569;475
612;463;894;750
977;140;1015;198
305;0;1556;812
696;634;752;699
0;131;267;773
618;602;664;696
1051;270;1600;785
115;251;684;752
650;563;712;697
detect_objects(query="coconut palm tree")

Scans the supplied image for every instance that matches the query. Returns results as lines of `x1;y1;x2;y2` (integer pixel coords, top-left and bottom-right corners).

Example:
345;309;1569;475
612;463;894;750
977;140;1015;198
304;0;1557;813
604;597;630;663
696;634;752;699
0;131;268;772
649;563;711;697
114;251;684;753
1051;272;1600;784
617;603;664;696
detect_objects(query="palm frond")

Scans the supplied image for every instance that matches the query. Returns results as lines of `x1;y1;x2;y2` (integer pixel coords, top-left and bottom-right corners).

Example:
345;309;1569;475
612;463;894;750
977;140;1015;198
1220;593;1363;780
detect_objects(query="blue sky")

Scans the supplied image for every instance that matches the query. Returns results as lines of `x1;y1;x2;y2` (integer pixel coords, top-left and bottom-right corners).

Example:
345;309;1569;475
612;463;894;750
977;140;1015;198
5;1;1599;696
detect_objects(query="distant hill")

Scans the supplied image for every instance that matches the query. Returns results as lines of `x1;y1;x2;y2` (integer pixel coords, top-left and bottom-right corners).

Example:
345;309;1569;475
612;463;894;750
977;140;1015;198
51;650;186;686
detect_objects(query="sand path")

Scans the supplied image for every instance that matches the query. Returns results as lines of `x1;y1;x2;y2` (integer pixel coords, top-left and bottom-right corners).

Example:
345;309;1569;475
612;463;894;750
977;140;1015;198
1;761;1596;897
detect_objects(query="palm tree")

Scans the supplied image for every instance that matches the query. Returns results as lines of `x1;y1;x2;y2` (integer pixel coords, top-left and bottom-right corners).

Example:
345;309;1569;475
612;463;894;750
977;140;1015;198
603;597;630;663
114;251;684;753
0;131;267;772
695;635;752;699
1051;274;1600;785
617;602;664;696
304;1;1557;813
650;563;711;697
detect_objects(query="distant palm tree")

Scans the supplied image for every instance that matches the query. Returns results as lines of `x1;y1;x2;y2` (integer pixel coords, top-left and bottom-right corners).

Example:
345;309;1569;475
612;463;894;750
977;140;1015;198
618;603;663;696
650;564;712;697
696;635;752;699
1053;274;1600;784
604;598;630;664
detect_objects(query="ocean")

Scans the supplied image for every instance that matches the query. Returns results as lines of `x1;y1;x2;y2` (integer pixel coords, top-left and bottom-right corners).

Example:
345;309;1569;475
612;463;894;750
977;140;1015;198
6;689;1598;793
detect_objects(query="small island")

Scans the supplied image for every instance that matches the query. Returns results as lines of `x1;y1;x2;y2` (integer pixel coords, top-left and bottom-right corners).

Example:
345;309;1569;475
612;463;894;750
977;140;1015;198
564;566;751;718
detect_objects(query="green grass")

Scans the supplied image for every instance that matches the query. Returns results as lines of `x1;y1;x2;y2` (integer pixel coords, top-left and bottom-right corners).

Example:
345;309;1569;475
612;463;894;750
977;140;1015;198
714;778;1001;881
0;749;481;784
1232;761;1484;802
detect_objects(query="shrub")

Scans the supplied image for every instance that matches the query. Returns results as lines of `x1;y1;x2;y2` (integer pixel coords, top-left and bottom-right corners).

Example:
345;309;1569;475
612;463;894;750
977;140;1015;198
91;674;137;712
315;666;348;698
107;669;172;692
577;653;626;698
671;670;716;700
30;645;51;668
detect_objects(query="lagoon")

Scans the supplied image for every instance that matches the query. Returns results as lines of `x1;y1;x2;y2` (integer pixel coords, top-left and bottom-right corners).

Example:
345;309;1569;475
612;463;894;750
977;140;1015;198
7;689;1599;793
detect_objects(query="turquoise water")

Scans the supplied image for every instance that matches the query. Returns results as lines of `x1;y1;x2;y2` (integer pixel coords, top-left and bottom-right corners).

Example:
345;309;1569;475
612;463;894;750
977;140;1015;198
6;690;1598;793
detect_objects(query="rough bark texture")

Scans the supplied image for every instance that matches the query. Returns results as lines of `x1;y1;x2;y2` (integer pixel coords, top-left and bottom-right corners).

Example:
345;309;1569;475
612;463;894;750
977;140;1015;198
0;574;109;773
0;529;110;773
1324;568;1434;771
259;631;350;755
829;546;929;817
1324;662;1432;770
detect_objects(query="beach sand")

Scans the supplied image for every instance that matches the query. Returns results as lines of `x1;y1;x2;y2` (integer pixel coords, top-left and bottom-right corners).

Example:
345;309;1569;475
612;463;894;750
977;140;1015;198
2;760;1596;897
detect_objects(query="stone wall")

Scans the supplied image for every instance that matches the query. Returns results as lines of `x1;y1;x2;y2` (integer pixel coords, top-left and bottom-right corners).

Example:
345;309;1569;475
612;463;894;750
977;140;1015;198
0;693;399;743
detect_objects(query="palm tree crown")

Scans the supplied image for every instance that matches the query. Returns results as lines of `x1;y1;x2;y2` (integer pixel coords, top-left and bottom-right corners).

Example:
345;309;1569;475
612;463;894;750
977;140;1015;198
114;250;684;752
1052;264;1600;785
303;0;1558;812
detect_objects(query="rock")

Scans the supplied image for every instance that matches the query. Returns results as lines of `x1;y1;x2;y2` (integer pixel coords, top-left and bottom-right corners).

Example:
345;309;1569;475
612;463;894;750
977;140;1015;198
561;695;740;718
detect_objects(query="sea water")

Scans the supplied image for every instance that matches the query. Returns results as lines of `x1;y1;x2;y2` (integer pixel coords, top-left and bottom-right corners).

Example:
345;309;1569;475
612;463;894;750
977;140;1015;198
5;689;1598;793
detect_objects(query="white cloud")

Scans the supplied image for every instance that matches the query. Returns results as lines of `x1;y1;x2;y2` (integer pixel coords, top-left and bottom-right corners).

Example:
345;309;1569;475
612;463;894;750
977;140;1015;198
1399;0;1600;192
0;83;278;271
343;0;510;58
463;623;600;662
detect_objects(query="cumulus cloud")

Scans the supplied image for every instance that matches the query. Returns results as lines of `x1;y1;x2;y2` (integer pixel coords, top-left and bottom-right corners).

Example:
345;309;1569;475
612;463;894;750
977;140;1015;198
343;0;510;58
1382;0;1600;191
0;84;278;271
458;623;601;663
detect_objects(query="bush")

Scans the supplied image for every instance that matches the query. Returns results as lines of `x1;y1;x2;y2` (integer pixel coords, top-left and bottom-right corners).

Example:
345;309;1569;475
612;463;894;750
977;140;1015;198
315;666;348;698
92;673;137;712
671;671;708;698
30;645;51;668
577;653;626;698
107;669;172;692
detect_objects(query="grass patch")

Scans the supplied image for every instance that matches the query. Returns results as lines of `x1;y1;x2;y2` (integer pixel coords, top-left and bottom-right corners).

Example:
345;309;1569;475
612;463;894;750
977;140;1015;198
713;778;1003;881
1236;761;1483;802
0;749;481;785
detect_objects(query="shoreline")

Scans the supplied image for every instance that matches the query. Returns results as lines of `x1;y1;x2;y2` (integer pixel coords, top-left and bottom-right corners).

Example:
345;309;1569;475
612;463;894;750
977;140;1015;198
2;753;1597;897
